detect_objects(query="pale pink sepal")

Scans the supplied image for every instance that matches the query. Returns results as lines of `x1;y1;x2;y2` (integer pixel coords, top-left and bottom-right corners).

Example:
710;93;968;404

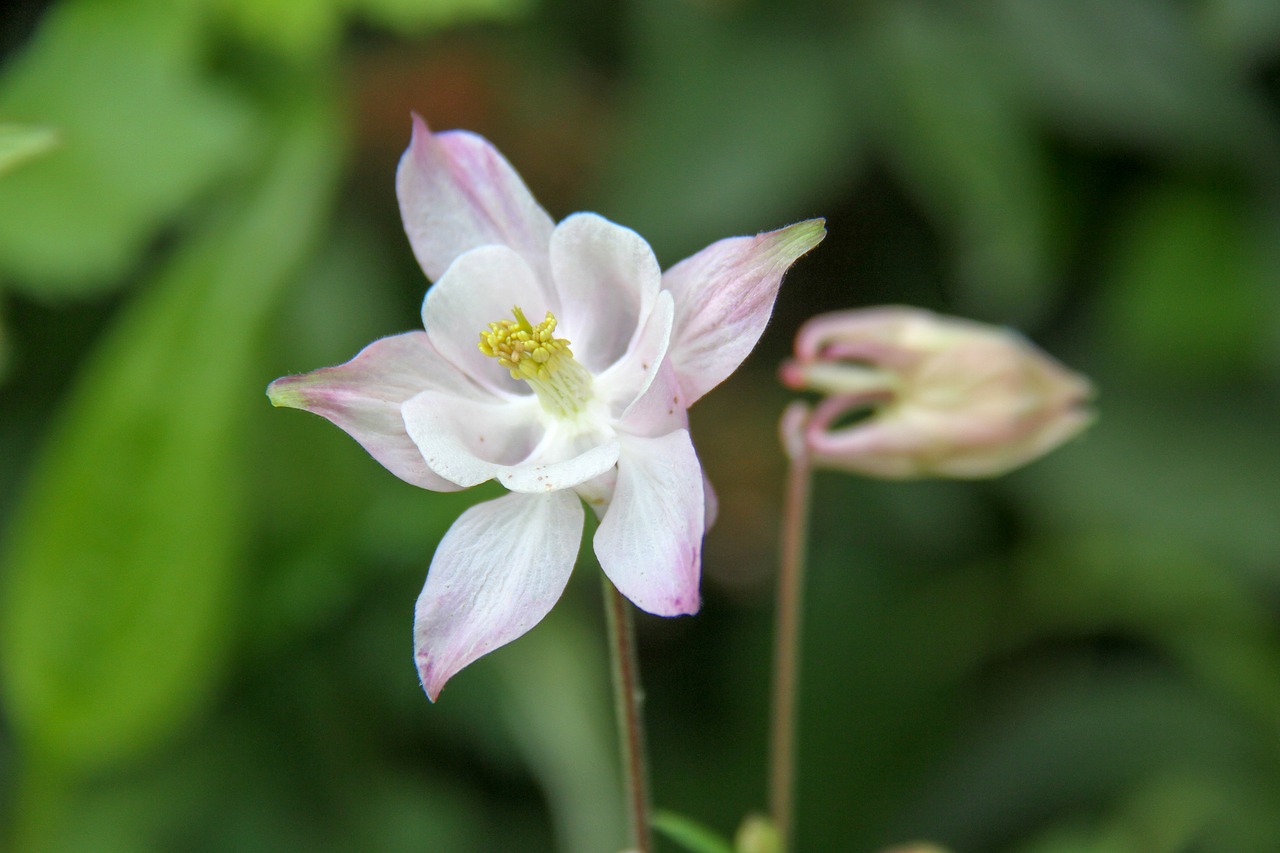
266;332;464;492
594;429;704;617
396;114;555;284
662;218;826;404
414;490;584;701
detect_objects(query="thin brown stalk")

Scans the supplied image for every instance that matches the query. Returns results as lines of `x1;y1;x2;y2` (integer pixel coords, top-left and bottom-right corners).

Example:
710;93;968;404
769;446;813;850
603;575;652;853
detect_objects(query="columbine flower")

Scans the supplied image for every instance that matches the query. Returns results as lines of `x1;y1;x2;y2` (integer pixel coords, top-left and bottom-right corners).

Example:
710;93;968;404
780;306;1093;478
269;117;824;699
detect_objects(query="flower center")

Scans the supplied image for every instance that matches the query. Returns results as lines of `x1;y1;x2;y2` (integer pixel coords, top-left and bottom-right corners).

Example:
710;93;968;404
479;307;593;417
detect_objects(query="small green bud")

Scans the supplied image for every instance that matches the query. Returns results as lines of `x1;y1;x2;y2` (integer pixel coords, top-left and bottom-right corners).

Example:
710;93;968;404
735;814;783;853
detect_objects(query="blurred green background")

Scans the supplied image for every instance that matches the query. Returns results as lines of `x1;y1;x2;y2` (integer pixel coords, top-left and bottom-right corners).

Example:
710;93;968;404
2;0;1278;850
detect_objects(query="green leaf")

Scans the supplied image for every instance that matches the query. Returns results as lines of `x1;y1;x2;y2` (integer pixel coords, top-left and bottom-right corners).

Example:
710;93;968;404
217;0;531;60
215;0;344;59
0;90;344;782
653;810;735;853
0;123;59;176
0;0;258;295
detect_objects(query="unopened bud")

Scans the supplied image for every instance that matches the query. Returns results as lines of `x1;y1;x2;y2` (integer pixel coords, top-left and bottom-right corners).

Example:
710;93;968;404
780;307;1094;478
734;814;782;853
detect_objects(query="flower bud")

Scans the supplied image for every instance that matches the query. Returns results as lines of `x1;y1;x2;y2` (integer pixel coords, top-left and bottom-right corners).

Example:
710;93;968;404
780;307;1094;479
734;814;783;853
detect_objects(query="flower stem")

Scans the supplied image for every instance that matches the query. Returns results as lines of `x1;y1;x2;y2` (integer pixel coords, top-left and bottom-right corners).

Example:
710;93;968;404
769;444;814;850
603;575;652;853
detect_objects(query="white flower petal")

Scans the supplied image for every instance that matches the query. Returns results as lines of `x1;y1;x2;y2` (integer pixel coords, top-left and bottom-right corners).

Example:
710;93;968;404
414;490;583;700
662;219;825;403
402;390;544;488
550;213;661;373
423;245;557;396
596;290;675;420
573;466;618;519
617;356;688;439
402;391;620;492
594;430;704;617
397;115;555;284
267;332;474;491
496;422;621;494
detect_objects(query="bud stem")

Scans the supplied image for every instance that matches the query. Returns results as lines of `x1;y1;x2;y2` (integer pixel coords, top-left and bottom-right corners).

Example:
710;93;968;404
769;443;814;851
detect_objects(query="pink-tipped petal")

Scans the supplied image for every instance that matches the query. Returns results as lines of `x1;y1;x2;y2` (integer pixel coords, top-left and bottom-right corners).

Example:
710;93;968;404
792;306;955;371
779;400;812;462
663;219;826;403
803;392;1094;479
267;332;471;492
402;391;620;492
594;430;704;617
397;115;555;283
549;213;662;373
802;396;931;479
423;244;557;396
792;306;912;360
414;490;583;700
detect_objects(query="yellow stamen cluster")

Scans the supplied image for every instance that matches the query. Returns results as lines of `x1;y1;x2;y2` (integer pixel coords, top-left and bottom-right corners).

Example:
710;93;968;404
479;306;574;381
479;306;594;417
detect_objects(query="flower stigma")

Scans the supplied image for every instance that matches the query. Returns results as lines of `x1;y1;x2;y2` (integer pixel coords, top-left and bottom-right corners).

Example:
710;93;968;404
479;306;594;417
